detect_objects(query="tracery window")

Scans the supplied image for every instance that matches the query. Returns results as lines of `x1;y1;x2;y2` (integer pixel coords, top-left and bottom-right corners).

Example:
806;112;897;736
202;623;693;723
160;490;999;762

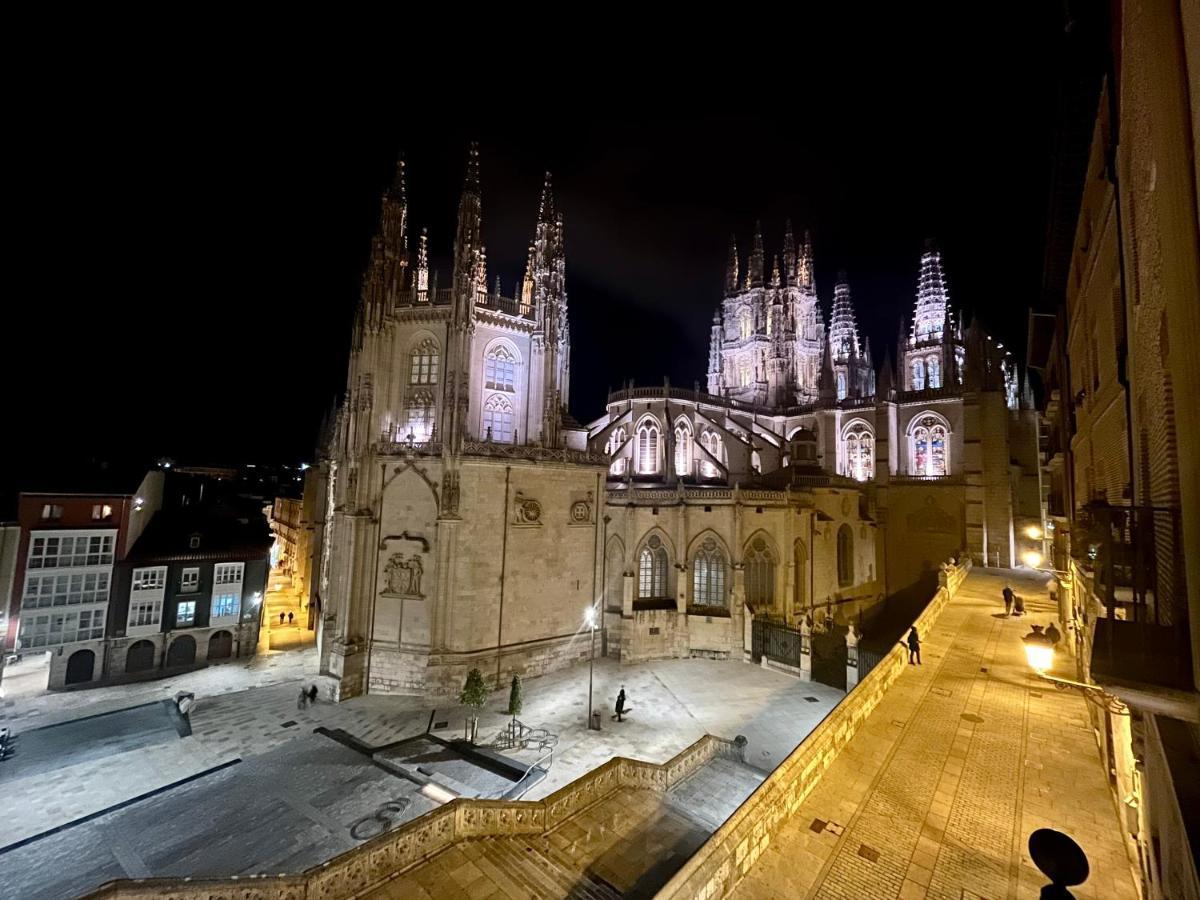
837;372;847;400
636;420;660;474
700;430;724;478
737;358;752;388
911;358;926;391
606;426;628;475
739;309;752;340
482;394;514;443
406;390;435;441
409;339;439;385
837;525;854;587
926;355;941;389
843;423;874;482
638;536;669;599
673;420;692;477
691;538;727;609
744;536;775;610
955;346;965;385
484;345;516;392
911;416;948;476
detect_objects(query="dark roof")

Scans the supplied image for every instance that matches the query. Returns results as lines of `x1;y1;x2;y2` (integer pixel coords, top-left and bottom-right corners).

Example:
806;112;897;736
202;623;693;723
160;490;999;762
127;505;272;562
19;464;156;498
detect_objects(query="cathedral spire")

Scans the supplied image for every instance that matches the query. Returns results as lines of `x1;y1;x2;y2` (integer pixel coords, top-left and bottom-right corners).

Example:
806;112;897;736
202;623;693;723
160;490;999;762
912;238;950;342
538;171;555;223
877;348;895;398
415;227;429;302
819;333;837;401
770;255;781;288
725;236;739;296
748;222;765;289
797;230;814;290
783;220;796;286
828;270;862;361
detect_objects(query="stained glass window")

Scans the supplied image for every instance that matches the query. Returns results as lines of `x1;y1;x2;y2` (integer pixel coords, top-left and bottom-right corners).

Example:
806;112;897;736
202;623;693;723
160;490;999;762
692;538;727;608
639;536;669;598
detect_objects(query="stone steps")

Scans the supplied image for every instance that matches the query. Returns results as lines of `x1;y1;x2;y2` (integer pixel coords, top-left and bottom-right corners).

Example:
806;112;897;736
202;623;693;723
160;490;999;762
665;756;765;831
480;835;622;900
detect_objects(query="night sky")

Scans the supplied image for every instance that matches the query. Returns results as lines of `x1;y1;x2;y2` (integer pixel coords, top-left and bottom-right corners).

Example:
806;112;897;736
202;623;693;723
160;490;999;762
6;9;1066;514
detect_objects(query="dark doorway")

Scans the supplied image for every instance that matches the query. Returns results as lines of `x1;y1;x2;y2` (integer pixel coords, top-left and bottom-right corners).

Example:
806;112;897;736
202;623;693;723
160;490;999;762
65;649;95;685
207;630;233;660
126;640;155;672
811;627;848;691
166;635;196;668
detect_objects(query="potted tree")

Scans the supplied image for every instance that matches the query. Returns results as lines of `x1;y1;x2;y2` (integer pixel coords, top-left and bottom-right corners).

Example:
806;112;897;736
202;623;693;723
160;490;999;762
505;674;523;745
460;667;488;744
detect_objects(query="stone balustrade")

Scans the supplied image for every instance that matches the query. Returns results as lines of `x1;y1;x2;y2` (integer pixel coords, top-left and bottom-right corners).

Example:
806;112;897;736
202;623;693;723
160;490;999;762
654;558;972;899
84;734;744;900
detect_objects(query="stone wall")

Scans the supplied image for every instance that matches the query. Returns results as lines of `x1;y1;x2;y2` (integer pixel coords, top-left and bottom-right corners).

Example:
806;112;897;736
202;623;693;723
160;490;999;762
654;558;971;899
83;734;744;900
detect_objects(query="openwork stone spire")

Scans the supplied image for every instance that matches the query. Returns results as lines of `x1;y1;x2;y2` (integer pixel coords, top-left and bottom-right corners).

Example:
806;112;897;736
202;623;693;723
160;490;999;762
829;271;862;361
911;239;950;341
747;222;765;289
725;236;739;296
797;230;815;290
783;220;796;286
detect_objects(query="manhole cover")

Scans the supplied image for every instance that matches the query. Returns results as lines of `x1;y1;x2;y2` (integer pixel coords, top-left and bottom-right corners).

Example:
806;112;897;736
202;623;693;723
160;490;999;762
932;687;952;697
434;721;449;729
980;667;989;673
961;713;984;724
810;819;827;834
858;844;880;863
805;696;821;703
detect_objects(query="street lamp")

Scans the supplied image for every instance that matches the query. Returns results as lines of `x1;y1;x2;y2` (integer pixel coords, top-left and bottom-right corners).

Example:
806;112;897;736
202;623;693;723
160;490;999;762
1020;625;1129;715
585;605;599;730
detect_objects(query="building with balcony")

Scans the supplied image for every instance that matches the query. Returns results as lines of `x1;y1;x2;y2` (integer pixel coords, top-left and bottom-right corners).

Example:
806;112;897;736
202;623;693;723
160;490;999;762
1030;3;1200;895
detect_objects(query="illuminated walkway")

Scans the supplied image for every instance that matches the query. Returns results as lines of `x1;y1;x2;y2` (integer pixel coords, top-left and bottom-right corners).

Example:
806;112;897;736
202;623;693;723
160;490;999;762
733;568;1138;900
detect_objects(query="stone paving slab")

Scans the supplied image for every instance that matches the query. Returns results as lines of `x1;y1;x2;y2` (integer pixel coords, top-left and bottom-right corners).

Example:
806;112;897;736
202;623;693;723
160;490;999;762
731;569;1140;900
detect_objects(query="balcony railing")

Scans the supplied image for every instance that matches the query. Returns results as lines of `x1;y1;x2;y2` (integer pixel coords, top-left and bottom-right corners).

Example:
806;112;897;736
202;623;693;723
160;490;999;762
1075;504;1193;692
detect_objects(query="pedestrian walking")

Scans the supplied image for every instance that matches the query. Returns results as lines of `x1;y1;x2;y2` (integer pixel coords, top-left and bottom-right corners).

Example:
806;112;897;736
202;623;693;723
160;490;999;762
297;687;308;710
1046;622;1061;647
288;611;294;625
1002;584;1014;616
611;687;626;722
907;626;922;665
307;684;318;704
279;611;286;625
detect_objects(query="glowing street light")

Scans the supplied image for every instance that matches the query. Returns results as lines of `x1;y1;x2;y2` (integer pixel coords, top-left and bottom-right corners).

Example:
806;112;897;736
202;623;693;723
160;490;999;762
1022;625;1055;673
585;604;599;730
1025;524;1044;540
1021;549;1044;568
1021;625;1128;715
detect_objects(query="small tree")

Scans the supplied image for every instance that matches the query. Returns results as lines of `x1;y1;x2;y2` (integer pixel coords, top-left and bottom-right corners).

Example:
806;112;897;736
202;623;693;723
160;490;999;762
460;667;488;743
505;674;523;741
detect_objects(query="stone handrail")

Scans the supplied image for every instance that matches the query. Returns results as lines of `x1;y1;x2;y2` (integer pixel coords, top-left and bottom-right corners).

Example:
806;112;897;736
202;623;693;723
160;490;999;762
84;734;743;900
654;558;972;899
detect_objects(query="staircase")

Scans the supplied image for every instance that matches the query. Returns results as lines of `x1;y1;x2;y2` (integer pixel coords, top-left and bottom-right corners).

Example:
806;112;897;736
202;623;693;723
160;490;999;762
665;756;765;831
472;835;622;900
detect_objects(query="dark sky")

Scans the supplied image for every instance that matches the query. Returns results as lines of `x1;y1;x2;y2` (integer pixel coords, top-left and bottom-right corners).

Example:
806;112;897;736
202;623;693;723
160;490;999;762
6;9;1066;514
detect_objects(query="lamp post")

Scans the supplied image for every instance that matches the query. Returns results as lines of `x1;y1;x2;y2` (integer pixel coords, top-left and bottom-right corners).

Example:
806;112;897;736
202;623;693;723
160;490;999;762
585;605;599;730
1021;625;1129;715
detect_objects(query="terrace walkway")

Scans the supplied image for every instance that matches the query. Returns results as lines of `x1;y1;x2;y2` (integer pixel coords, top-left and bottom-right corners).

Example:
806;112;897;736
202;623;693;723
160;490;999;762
733;568;1139;900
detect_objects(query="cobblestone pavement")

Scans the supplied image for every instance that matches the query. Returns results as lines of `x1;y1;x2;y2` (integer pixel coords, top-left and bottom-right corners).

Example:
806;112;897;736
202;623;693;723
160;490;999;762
732;568;1140;900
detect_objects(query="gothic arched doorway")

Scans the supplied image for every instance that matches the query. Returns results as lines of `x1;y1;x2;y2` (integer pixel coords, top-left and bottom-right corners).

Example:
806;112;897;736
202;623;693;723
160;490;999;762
65;649;95;685
166;635;196;668
126;640;155;673
207;630;233;660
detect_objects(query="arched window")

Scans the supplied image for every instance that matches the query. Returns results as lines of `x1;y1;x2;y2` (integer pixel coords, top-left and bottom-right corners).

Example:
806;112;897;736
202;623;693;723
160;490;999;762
482;394;514;443
955;346;965;385
837;371;847;400
691;537;727;609
910;416;949;476
744;536;775;611
837;525;854;586
673;420;692;477
842;422;874;482
636;420;660;474
700;430;724;478
927;355;942;389
606;427;627;475
405;390;435;442
410;339;439;385
484;345;516;392
911;358;926;391
638;535;669;599
739;309;752;340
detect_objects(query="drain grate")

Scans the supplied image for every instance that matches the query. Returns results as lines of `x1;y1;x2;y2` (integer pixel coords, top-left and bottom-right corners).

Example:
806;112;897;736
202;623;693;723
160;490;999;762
810;818;827;834
858;844;880;863
804;696;821;703
961;713;984;724
980;667;989;673
281;720;298;728
932;687;952;698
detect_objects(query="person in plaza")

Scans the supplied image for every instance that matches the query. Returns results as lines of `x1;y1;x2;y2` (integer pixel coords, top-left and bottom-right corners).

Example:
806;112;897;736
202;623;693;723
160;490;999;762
307;684;318;704
279;610;286;625
1002;584;1015;616
1046;621;1061;647
297;687;308;710
1012;593;1026;616
288;611;294;625
907;626;922;665
612;687;626;722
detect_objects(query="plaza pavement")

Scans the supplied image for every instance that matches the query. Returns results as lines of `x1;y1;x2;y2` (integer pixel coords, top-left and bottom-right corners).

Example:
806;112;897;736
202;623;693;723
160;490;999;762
732;568;1139;900
0;643;843;863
